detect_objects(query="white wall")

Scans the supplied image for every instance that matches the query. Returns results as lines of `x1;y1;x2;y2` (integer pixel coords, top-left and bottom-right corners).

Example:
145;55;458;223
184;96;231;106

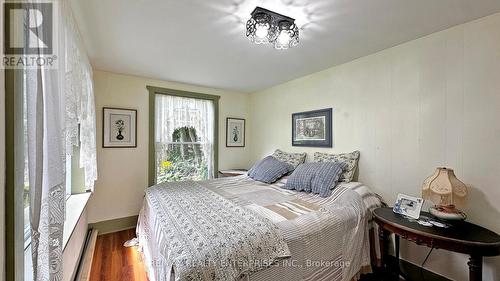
88;71;251;223
249;13;500;281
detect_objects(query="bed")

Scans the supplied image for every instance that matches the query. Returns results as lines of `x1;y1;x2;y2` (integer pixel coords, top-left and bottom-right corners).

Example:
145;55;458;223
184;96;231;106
137;175;382;281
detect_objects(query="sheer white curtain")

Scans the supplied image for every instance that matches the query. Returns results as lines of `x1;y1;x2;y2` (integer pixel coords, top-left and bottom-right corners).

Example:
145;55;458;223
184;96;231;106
62;1;97;190
155;95;215;178
25;0;97;280
26;66;66;281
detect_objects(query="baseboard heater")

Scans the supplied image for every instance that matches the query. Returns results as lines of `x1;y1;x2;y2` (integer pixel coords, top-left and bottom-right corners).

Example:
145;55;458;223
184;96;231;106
73;228;99;281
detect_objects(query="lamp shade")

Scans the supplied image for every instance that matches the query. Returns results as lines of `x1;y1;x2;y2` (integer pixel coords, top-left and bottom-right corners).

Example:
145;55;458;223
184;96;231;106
422;167;467;208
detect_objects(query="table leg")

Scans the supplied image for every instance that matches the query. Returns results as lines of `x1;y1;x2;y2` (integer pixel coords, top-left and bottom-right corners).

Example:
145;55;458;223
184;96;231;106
468;255;482;281
369;228;377;269
378;227;389;269
395;234;400;278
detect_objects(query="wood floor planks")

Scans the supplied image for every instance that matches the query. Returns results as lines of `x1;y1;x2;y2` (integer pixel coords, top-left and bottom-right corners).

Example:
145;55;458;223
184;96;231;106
90;229;148;281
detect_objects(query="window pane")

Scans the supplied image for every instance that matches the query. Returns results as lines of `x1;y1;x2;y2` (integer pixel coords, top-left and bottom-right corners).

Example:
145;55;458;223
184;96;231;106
23;72;29;209
23;70;31;248
66;153;72;197
156;143;208;183
154;94;215;180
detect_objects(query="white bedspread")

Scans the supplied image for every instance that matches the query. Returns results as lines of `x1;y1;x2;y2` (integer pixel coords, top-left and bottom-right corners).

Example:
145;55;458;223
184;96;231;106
137;176;382;281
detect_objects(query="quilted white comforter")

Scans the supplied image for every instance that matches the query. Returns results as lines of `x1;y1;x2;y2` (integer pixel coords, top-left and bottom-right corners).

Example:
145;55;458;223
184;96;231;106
137;176;382;281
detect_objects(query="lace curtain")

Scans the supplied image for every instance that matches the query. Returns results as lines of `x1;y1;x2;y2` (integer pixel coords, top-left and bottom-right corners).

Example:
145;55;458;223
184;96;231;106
62;0;97;190
25;0;97;280
155;94;215;178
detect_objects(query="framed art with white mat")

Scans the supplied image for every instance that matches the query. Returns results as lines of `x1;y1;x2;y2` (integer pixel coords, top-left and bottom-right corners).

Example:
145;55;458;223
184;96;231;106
292;108;332;147
103;107;137;148
226;117;245;147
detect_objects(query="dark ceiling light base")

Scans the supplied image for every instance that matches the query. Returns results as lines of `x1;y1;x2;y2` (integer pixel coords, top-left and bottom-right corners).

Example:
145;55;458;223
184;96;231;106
251;7;294;23
246;6;299;50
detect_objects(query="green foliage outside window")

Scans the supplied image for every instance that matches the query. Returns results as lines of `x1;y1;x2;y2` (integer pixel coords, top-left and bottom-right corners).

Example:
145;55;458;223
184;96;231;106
157;126;208;183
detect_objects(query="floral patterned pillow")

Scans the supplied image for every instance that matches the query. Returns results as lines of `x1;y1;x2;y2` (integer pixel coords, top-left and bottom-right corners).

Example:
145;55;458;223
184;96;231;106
271;149;307;170
313;151;360;182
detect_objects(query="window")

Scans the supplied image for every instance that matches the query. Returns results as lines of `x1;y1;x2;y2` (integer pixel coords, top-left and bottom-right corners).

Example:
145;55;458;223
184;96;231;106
6;2;97;280
22;74;83;249
148;86;220;185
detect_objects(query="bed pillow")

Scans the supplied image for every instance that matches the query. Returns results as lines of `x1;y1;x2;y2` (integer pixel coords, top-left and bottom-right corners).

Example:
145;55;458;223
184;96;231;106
283;162;347;197
248;156;294;184
313;151;360;182
271;149;307;170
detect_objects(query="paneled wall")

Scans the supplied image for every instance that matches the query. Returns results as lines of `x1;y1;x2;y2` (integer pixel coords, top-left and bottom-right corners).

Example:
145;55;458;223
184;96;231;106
249;13;500;281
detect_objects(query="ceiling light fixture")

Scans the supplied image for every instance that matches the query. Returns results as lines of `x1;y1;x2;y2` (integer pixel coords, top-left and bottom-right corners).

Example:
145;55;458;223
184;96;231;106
246;7;299;50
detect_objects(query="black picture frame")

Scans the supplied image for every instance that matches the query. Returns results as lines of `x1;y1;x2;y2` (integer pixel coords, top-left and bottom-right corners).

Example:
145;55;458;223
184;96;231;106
102;107;138;148
292;108;332;147
226;117;245;147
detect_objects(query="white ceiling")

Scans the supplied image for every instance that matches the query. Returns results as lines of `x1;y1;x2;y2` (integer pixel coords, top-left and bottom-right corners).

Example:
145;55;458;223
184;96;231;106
70;0;500;93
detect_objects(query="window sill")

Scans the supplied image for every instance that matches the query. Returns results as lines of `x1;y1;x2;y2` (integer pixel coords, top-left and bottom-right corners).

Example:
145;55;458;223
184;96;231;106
24;192;91;279
63;192;91;250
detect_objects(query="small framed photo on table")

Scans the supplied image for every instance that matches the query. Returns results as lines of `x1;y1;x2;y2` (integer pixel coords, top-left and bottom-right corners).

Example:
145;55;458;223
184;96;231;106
103;107;137;148
226;117;245;147
393;193;423;219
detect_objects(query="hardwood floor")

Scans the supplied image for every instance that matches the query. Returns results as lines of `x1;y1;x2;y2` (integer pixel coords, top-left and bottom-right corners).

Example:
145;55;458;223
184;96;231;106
88;229;451;281
90;229;148;281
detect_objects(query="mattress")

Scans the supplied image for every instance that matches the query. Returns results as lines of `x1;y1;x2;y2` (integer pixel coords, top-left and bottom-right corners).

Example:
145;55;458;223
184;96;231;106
137;175;382;281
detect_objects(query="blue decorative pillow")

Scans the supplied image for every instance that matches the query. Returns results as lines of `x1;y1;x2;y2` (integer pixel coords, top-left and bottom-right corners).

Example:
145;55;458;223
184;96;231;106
283;162;347;197
248;156;294;184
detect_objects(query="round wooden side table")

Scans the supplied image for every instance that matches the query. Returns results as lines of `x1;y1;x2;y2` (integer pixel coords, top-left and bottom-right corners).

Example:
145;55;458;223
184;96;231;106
373;207;500;281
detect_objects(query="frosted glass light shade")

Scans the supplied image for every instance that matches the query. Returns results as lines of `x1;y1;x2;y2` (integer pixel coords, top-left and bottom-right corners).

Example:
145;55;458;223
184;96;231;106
274;21;299;50
246;13;277;45
422;167;467;208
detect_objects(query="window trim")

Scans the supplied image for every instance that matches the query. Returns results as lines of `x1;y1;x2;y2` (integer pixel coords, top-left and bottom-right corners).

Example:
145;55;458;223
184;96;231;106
147;86;220;186
6;68;26;280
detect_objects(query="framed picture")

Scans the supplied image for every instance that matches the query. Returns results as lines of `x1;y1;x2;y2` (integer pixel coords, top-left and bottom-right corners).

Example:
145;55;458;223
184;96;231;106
393;193;424;219
103;107;137;148
226;117;245;147
292;108;332;147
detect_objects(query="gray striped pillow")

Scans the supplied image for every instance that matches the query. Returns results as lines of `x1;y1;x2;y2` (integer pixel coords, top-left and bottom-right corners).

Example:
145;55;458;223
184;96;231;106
248;156;294;184
283;162;347;197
